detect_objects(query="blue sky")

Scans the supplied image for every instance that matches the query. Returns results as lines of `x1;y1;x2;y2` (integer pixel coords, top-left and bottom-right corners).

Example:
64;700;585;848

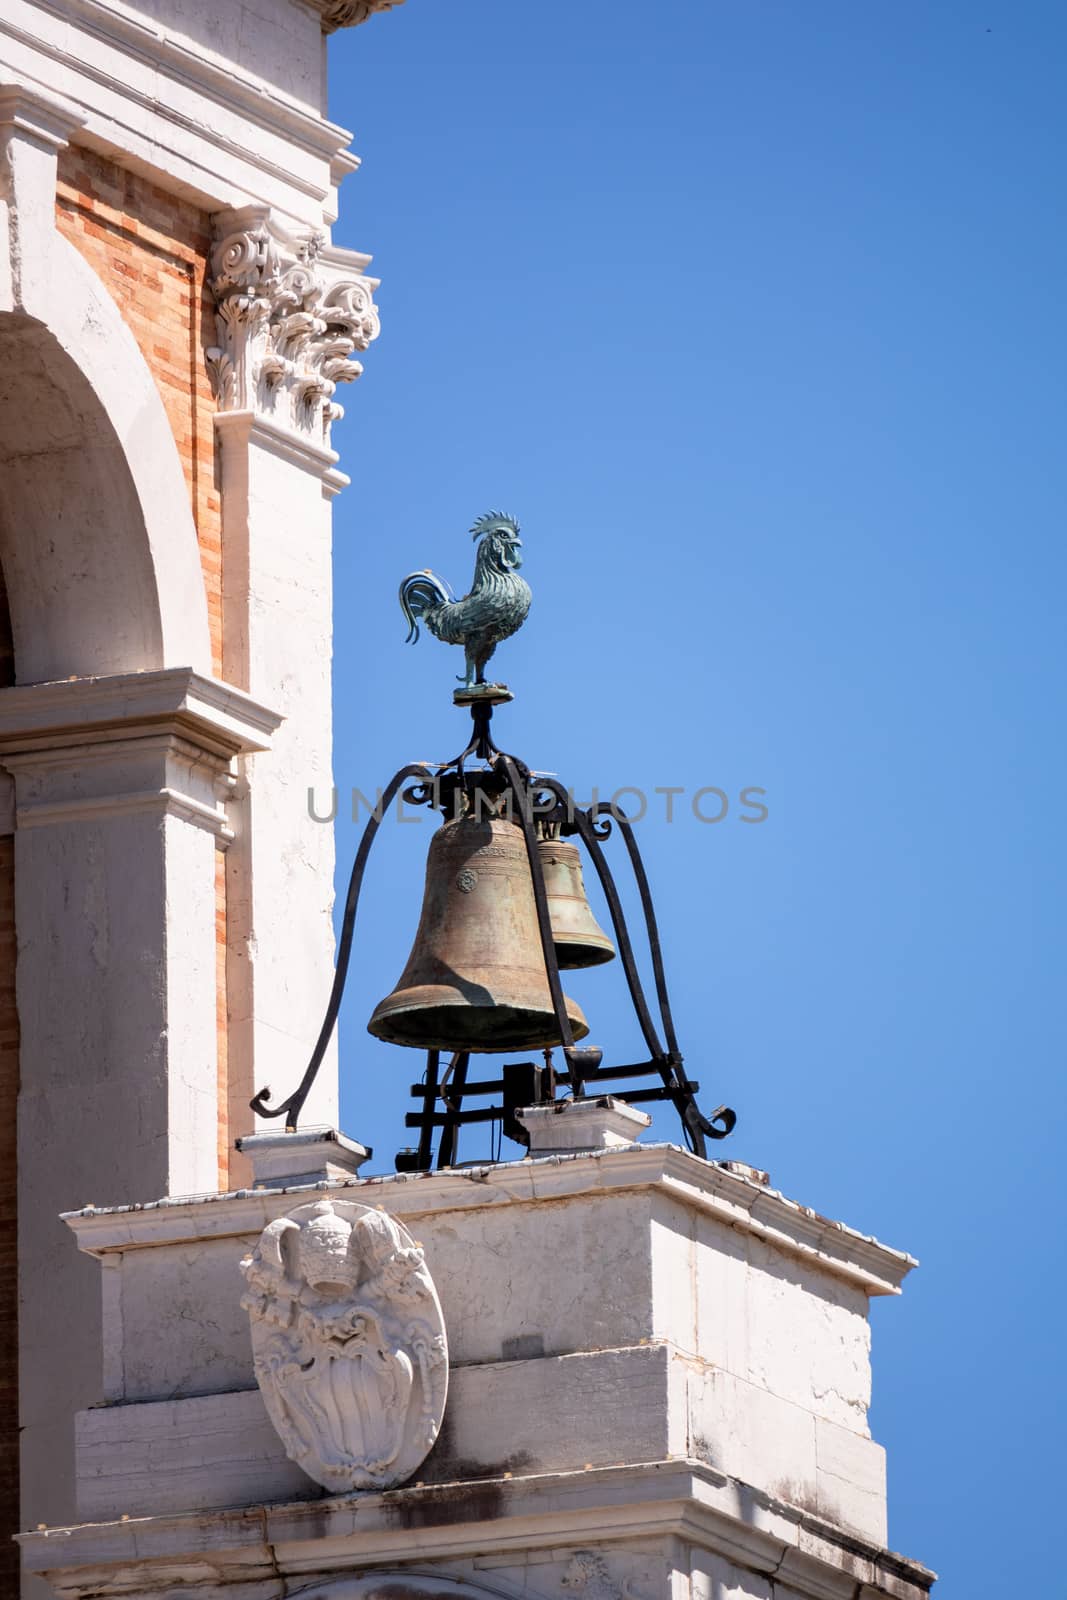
320;4;1065;1594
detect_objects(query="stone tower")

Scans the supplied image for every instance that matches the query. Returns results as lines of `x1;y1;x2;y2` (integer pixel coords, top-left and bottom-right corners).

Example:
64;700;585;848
0;5;934;1600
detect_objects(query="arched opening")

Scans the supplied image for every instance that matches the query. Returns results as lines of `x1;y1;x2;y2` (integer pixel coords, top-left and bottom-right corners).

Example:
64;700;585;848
0;313;170;683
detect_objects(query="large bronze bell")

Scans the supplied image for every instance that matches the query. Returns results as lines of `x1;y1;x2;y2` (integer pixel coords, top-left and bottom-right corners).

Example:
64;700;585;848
538;836;615;969
368;813;589;1052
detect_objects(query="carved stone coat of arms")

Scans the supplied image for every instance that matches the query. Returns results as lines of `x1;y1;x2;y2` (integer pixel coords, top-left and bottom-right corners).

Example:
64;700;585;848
240;1198;448;1491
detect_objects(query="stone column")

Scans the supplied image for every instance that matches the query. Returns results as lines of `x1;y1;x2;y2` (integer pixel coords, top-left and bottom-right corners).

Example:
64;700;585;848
0;669;279;1546
209;206;380;1147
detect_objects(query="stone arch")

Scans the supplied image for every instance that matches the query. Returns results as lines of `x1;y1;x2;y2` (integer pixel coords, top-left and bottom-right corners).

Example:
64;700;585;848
0;230;212;683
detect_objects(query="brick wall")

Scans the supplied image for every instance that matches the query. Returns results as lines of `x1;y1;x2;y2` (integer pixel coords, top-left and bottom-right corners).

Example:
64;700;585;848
0;565;19;1590
216;849;230;1190
55;147;223;675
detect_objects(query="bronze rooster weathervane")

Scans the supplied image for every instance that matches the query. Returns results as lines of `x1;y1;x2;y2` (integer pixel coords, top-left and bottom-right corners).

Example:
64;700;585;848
399;511;531;703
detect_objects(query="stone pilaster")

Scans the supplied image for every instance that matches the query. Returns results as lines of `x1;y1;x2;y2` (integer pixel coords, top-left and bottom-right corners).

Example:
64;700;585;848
0;669;280;1547
206;206;379;1146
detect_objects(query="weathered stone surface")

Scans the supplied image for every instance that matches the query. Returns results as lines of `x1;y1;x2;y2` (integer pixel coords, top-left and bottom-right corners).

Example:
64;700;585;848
76;1346;675;1519
73;1177;892;1545
26;1461;936;1600
75;1388;313;1519
53;1146;926;1597
83;1151;900;1440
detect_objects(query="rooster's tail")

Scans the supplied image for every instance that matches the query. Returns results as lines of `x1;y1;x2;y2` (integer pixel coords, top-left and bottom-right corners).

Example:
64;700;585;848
399;570;453;643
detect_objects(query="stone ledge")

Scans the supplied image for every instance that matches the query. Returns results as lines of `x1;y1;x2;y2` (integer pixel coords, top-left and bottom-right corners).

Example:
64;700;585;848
63;1142;916;1298
21;1459;935;1600
0;81;86;147
73;1346;887;1545
0;1;359;168
0;668;282;758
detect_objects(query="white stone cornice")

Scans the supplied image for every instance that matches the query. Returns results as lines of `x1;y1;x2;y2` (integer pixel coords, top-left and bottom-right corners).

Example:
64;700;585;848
0;81;86;153
208;204;380;448
16;1460;936;1600
1;5;349;159
0;670;284;841
305;0;408;32
0;669;282;761
61;1144;916;1297
214;407;342;478
0;2;360;219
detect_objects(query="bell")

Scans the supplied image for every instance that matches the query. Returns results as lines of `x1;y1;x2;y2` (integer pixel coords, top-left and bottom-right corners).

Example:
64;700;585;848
538;837;615;969
368;813;589;1052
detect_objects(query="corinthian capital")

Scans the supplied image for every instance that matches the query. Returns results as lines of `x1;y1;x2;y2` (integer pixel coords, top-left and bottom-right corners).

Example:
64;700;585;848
207;206;380;445
306;0;407;30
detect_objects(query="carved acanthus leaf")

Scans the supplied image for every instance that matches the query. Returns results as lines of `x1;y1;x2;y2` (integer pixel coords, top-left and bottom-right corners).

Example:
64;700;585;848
240;1198;448;1493
308;0;407;32
208;208;381;445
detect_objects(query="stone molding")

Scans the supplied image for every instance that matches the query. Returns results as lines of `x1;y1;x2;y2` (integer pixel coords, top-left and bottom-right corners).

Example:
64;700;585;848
0;668;280;753
70;1344;888;1539
0;3;359;219
62;1144;916;1297
208;204;380;448
0;81;85;157
241;1198;448;1490
306;1;408;31
213;407;345;480
0;669;283;841
17;1460;936;1600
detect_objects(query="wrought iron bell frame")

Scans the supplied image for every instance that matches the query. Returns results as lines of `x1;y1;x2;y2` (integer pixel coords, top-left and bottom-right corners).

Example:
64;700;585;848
251;698;736;1166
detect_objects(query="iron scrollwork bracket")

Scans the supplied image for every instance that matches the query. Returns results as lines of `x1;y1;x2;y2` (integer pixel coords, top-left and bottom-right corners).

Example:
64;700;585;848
250;702;735;1163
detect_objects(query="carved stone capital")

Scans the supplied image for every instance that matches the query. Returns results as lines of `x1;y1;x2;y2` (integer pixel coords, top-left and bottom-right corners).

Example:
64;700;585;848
208;206;380;446
306;0;407;31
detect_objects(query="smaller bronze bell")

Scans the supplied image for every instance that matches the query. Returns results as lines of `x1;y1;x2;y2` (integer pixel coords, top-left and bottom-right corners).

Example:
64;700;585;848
538;837;615;969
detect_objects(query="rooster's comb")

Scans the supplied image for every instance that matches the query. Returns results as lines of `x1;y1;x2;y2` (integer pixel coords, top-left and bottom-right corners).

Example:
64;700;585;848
470;510;520;541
